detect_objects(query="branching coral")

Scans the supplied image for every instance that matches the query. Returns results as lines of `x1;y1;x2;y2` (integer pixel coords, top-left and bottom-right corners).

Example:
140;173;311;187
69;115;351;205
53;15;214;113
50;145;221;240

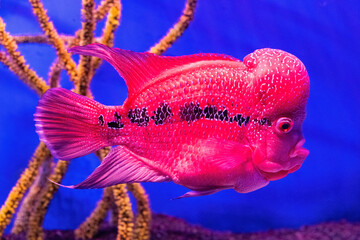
75;187;114;239
0;142;51;236
0;18;49;95
28;0;79;83
127;183;151;240
11;154;52;235
0;0;198;239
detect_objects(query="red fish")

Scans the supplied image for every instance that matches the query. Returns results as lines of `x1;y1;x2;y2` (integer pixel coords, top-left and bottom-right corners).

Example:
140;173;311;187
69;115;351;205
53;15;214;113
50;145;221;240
34;43;310;198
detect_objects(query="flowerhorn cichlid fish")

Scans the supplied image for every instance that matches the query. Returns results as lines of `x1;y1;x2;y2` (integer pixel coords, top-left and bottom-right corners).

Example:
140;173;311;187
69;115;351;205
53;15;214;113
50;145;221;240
34;43;310;198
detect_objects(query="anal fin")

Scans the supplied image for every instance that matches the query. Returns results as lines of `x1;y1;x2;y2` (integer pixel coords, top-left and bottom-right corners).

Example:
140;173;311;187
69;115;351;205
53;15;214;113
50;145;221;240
65;146;170;189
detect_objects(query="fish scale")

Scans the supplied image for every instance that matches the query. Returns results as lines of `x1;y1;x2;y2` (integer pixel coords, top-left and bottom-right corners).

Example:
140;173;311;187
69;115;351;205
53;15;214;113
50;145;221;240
119;66;249;151
34;43;310;198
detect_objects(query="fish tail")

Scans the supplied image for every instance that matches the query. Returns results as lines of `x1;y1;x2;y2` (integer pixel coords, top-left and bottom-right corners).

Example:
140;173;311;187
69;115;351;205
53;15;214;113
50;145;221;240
34;88;114;160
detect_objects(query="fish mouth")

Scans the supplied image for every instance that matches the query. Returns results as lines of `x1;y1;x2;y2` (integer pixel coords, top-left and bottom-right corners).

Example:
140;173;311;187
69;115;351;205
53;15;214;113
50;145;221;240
254;138;308;181
258;165;300;181
289;138;309;159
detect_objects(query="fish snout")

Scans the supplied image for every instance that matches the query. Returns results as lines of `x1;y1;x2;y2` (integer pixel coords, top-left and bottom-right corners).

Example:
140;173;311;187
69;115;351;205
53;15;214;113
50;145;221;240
254;138;309;181
289;138;309;160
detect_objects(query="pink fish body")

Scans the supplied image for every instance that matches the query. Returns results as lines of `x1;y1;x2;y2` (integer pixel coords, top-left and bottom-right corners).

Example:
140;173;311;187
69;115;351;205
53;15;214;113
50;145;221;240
35;44;310;198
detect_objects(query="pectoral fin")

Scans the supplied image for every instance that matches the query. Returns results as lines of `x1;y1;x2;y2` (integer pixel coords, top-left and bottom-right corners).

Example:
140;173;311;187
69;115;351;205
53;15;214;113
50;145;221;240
170;139;253;198
200;138;253;171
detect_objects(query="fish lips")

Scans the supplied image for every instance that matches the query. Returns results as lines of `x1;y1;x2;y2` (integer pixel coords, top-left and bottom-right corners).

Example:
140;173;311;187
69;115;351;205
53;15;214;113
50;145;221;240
289;138;309;159
258;164;301;181
256;139;309;181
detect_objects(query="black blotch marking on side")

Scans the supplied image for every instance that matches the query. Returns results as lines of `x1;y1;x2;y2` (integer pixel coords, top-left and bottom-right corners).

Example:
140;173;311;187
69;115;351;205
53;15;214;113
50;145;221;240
259;118;267;125
98;114;105;126
178;101;271;127
215;108;229;122
234;114;247;126
152;103;173;125
107;112;125;129
114;112;121;120
208;106;216;119
255;118;272;126
245;116;250;126
107;121;124;129
179;102;203;122
128;107;150;127
203;105;217;119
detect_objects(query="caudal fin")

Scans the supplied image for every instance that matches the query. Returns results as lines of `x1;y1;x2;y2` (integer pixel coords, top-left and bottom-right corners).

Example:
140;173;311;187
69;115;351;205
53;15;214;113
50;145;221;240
34;88;108;160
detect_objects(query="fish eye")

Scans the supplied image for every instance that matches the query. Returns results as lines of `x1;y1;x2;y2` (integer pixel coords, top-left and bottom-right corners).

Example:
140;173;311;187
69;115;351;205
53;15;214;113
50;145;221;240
276;117;293;133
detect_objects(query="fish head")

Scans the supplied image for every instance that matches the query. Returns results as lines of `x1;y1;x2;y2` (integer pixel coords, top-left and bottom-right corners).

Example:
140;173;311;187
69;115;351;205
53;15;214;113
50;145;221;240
243;48;310;181
252;115;309;182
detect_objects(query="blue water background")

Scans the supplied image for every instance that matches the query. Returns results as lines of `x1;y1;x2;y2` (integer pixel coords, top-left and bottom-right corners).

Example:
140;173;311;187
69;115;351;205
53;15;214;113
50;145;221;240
0;0;359;233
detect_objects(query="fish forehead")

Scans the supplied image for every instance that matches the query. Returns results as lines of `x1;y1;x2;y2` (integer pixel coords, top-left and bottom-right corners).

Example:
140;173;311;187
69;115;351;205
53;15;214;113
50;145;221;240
243;48;310;117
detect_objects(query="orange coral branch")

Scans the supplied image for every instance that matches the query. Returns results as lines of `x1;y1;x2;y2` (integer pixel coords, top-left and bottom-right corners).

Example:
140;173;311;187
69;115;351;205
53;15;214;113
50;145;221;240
28;0;78;83
0;51;28;83
99;2;121;47
73;147;111;239
27;160;70;240
110;196;120;226
95;147;111;160
12;34;109;45
11;156;53;235
0;142;51;236
0;18;49;96
149;0;198;55
47;58;62;88
47;30;82;90
76;0;96;96
75;187;114;239
91;1;122;71
127;183;151;240
13;35;51;44
95;0;116;21
13;34;74;45
113;185;134;240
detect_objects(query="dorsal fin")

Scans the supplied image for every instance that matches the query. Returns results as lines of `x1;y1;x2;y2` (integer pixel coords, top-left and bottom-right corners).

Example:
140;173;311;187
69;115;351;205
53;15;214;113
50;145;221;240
69;43;239;98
